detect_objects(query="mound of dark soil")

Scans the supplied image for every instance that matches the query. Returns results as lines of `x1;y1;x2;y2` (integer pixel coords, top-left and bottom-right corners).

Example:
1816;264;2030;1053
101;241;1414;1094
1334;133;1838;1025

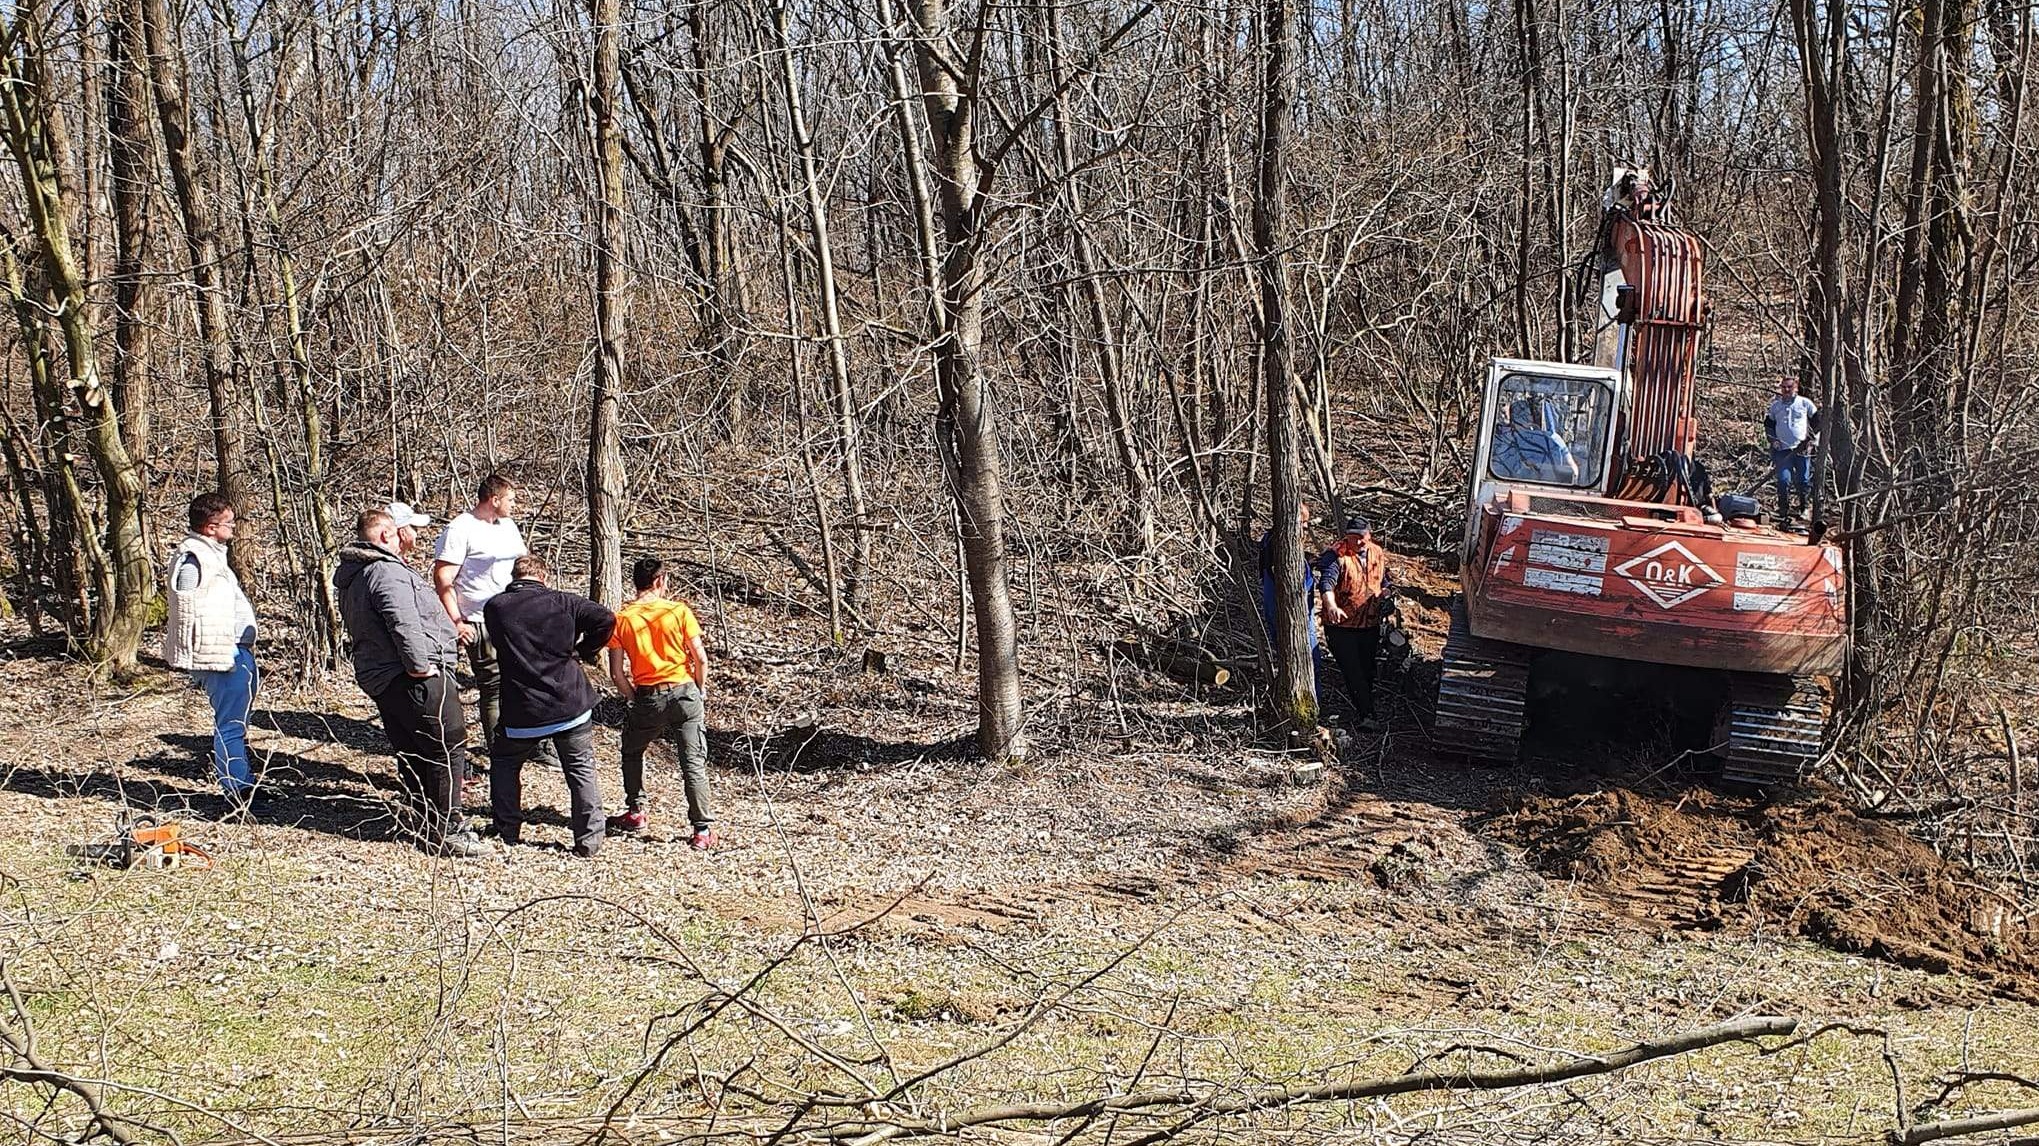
1490;786;2039;998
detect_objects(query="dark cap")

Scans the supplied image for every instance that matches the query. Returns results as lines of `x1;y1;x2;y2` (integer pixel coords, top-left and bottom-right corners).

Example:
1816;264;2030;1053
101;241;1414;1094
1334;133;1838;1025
1345;515;1370;534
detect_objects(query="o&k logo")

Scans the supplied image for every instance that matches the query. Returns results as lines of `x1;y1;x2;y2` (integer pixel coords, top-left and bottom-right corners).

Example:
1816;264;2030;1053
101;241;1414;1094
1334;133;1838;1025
1615;540;1723;609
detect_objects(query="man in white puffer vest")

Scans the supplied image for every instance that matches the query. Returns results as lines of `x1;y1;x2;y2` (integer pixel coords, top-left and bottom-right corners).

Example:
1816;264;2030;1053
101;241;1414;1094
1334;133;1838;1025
163;492;261;805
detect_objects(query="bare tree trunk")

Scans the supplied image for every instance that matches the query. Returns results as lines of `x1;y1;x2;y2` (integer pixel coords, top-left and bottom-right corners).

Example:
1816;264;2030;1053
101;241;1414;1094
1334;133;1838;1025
1887;0;1975;468
215;7;340;665
618;35;738;406
1511;0;1537;356
774;208;846;643
587;0;627;608
1190;13;1232;521
139;0;255;582
105;0;152;470
904;0;1028;764
1890;0;1945;379
74;0;101;288
0;404;54;635
875;0;942;311
1958;0;2029;429
1792;0;1877;693
1915;0;1974;467
1042;0;1154;559
2;244;90;638
689;0;744;436
1252;0;1317;733
769;0;872;621
0;3;151;675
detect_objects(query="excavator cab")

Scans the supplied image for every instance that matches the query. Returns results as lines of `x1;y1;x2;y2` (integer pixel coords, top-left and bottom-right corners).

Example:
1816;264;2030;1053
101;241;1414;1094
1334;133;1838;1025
1462;358;1620;564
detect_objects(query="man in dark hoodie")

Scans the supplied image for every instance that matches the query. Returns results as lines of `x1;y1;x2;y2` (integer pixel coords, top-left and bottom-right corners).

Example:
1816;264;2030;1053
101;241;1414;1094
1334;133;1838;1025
334;507;489;857
484;553;616;856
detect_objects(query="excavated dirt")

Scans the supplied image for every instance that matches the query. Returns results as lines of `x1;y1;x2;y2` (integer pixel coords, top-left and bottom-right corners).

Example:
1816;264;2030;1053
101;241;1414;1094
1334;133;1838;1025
1490;785;2039;999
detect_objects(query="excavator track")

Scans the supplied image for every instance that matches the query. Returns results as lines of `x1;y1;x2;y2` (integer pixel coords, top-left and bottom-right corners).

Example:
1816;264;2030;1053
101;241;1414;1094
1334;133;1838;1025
1716;674;1829;789
1433;600;1531;763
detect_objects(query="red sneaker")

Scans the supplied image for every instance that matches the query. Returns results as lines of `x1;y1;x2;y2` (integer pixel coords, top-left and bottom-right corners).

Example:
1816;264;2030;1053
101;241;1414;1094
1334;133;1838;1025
607;810;647;834
689;829;717;851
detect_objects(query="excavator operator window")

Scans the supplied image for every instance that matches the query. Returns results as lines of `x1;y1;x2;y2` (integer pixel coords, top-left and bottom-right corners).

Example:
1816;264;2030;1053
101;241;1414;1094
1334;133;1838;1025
1487;374;1610;489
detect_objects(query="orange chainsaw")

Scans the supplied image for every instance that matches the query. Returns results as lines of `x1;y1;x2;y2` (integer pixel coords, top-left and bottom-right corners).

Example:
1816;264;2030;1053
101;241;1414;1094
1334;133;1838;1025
66;814;214;870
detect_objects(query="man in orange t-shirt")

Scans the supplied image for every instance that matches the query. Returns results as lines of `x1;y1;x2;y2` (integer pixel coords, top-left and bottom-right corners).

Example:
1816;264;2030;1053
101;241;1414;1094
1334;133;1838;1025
605;557;715;848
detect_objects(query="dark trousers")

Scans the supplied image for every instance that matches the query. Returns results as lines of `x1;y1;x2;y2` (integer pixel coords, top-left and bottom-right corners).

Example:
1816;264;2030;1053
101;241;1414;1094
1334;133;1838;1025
490;720;604;855
466;616;502;767
620;683;713;830
1324;623;1379;718
371;671;467;844
466;615;554;781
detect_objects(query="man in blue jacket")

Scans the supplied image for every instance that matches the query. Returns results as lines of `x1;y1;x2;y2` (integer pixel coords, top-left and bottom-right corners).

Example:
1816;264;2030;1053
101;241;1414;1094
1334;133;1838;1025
1258;503;1319;675
334;507;488;857
484;554;616;856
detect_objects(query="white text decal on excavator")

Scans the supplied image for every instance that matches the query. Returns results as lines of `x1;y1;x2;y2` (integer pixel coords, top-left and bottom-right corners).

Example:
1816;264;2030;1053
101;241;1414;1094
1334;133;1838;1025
1522;530;1607;596
1731;552;1804;613
1615;541;1723;608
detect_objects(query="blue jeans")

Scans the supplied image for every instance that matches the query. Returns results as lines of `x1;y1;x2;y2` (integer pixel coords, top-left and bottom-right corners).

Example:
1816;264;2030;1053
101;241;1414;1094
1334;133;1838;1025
1260;573;1321;684
1772;447;1811;510
193;645;258;796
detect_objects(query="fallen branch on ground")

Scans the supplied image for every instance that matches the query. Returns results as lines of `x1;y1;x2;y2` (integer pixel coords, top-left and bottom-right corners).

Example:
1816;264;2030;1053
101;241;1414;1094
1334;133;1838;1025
191;1017;1800;1145
1893;1107;2039;1145
1;960;138;1144
1112;635;1231;687
830;1015;1798;1145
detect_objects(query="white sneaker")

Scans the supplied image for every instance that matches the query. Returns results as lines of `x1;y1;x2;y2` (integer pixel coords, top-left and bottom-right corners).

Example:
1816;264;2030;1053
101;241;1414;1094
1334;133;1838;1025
437;830;491;859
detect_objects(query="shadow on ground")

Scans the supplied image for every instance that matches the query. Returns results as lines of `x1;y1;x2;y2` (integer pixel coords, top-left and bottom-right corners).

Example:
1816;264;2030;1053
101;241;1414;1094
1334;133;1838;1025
707;724;974;777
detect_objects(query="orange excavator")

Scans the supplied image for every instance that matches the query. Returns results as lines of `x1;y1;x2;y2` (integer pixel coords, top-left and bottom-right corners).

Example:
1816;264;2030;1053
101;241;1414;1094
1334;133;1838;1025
1434;168;1846;786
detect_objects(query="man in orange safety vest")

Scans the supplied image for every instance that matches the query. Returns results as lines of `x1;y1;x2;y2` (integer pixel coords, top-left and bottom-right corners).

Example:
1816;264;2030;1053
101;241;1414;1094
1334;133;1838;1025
1316;516;1391;729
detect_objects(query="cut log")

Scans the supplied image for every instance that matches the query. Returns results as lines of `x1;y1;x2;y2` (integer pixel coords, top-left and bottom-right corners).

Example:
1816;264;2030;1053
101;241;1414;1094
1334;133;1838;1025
1112;637;1230;687
771;714;821;768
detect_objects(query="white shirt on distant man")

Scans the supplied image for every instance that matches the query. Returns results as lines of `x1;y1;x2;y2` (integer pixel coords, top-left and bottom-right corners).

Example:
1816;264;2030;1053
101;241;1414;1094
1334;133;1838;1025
435;510;527;621
432;475;531;759
1767;391;1818;451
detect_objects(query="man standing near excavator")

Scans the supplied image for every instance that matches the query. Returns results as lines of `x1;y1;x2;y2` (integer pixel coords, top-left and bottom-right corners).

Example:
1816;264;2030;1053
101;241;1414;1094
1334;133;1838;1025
1318;516;1391;730
1765;376;1820;521
1258;503;1319;671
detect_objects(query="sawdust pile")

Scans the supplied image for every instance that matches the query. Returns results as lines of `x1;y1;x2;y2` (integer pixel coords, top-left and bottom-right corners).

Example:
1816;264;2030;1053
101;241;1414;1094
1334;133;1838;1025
1491;787;2038;998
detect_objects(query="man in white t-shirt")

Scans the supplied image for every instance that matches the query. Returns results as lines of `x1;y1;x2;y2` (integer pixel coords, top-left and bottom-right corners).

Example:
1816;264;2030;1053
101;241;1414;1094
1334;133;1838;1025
1763;376;1821;521
434;473;529;761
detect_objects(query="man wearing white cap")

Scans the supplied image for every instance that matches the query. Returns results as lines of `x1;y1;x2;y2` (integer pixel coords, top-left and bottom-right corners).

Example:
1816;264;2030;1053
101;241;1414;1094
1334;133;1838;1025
333;505;488;856
387;500;430;548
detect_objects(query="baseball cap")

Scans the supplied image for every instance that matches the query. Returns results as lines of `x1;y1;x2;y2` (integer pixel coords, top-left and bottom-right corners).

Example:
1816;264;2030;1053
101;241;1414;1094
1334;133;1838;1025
1345;515;1370;534
386;502;430;528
